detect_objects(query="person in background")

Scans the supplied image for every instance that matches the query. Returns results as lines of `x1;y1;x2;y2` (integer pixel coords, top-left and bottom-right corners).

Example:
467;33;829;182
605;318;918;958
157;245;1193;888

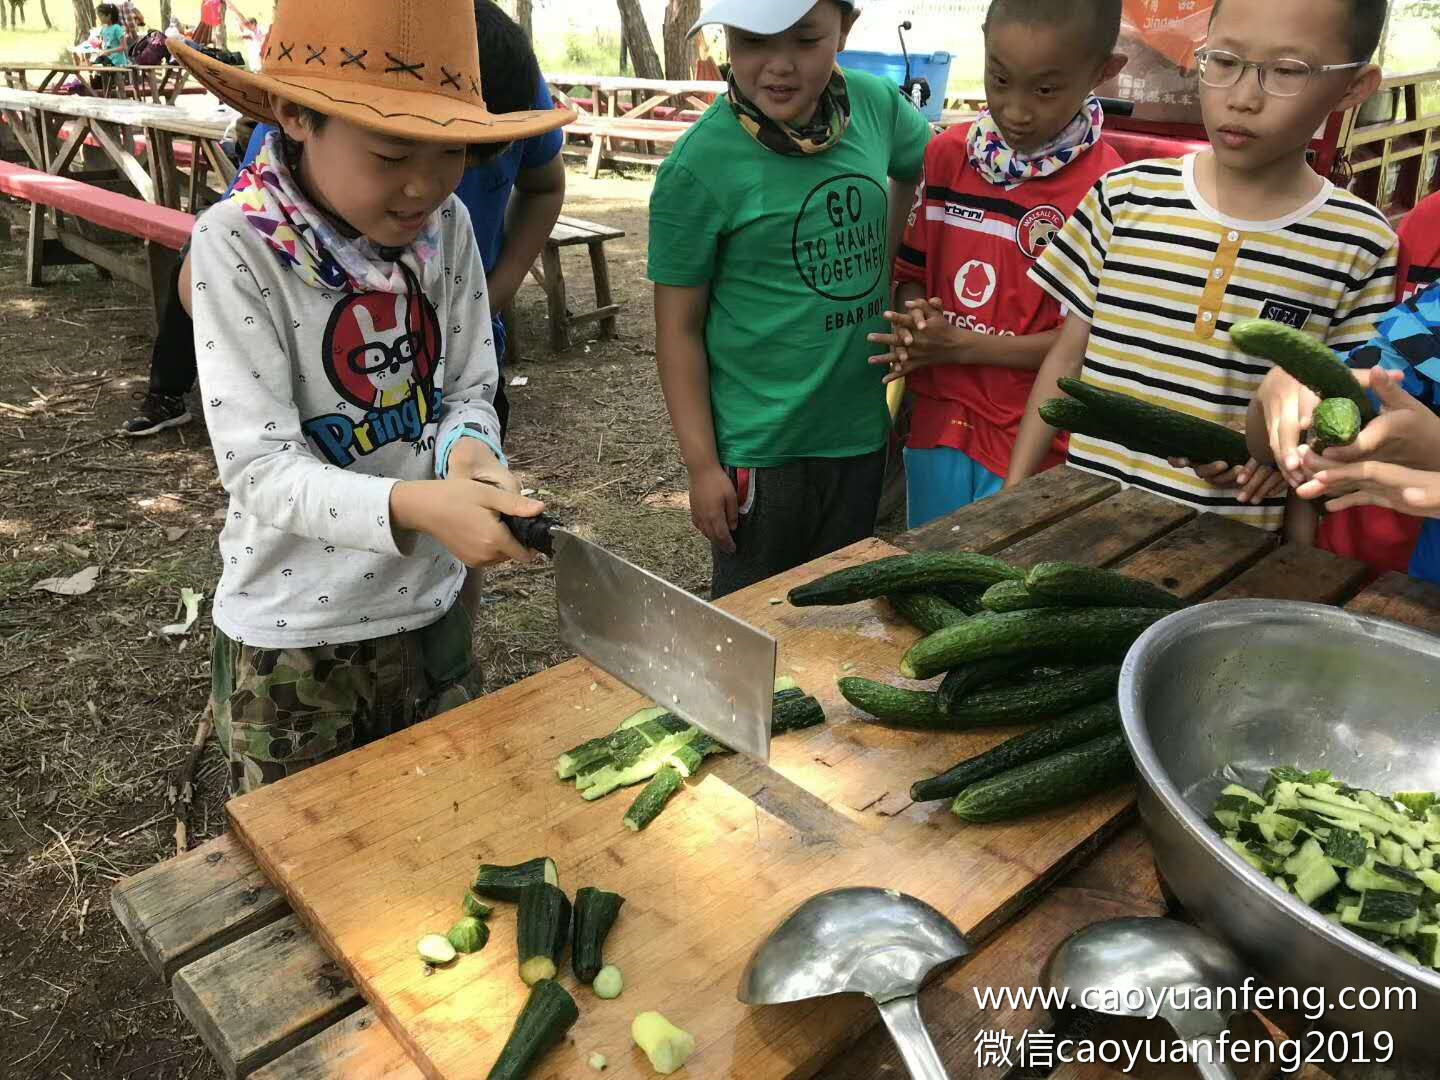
869;0;1128;529
1011;0;1394;539
651;0;931;598
117;1;146;50
191;0;225;47
95;5;132;67
240;17;264;71
120;0;565;442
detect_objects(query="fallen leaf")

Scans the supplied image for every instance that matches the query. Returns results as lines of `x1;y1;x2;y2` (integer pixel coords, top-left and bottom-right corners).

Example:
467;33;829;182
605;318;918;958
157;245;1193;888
160;587;205;636
32;566;100;596
642;491;690;512
165;526;189;542
58;542;90;559
509;376;529;387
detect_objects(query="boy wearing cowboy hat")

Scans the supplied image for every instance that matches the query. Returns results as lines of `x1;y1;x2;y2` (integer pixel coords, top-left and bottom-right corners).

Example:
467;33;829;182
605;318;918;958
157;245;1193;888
168;0;570;793
650;0;931;598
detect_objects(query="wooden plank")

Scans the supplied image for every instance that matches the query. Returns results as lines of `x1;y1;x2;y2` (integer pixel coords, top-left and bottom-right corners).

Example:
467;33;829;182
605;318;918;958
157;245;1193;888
227;538;1142;1080
1345;572;1440;634
1210;543;1370;605
111;832;290;980
998;487;1195;569
895;467;1118;554
1116;513;1277;602
172;914;364;1080
249;1008;423;1080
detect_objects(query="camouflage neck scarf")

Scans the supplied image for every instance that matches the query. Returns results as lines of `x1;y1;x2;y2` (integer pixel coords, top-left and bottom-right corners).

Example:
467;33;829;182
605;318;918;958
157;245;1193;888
725;64;851;156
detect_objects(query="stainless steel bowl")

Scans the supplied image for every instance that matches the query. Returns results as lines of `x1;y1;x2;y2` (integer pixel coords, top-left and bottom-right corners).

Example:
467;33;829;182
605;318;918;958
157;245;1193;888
1119;600;1440;1064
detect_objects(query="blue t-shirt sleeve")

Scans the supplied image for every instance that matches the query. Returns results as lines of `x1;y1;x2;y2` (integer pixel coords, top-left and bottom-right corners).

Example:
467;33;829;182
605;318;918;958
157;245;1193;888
519;75;565;170
1348;287;1440;413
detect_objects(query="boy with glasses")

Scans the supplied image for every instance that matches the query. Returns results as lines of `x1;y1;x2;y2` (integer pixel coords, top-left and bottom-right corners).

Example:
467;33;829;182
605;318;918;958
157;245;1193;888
1009;0;1397;537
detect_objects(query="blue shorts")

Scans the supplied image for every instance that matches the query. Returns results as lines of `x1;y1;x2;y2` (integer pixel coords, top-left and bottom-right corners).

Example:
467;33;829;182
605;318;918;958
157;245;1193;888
1410;521;1440;585
904;446;1005;531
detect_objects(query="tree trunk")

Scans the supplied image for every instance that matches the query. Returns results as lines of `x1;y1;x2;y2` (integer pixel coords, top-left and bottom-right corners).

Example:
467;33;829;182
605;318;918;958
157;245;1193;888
71;0;92;42
662;0;701;80
615;0;663;81
216;11;228;48
159;0;170;30
514;0;532;39
39;0;53;29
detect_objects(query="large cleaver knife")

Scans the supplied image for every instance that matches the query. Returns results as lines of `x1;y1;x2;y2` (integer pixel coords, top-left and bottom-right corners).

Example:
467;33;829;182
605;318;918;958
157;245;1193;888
503;513;778;762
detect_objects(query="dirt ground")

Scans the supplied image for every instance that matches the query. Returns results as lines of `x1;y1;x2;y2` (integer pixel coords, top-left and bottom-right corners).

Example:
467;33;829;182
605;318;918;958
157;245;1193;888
0;165;715;1079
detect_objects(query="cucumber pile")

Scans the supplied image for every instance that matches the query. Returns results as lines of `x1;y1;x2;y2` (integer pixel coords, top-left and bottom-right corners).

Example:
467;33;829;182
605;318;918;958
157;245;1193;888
795;553;1183;822
1210;767;1440;971
554;679;826;831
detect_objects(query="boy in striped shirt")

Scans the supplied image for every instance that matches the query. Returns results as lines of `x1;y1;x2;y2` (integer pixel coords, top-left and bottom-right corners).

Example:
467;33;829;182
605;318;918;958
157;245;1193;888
1011;0;1397;535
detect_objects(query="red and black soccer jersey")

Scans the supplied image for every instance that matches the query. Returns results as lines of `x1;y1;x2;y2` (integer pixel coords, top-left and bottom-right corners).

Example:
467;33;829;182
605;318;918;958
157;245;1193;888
894;123;1124;477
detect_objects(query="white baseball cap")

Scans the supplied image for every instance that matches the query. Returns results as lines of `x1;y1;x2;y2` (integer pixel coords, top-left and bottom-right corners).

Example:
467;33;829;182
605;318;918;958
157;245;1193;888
690;0;857;37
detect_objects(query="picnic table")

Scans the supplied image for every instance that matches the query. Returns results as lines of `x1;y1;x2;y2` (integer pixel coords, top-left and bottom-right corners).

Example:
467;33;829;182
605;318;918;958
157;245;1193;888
547;72;728;177
0;61;192;105
0;85;237;211
109;466;1440;1080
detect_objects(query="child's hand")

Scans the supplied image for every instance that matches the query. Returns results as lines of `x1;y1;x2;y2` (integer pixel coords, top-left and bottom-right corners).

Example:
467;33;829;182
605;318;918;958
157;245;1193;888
391;478;544;567
1297;461;1440;518
1300;368;1440;475
448;436;514;490
1254;368;1321;487
868;298;977;383
1168;456;1289;504
689;464;739;554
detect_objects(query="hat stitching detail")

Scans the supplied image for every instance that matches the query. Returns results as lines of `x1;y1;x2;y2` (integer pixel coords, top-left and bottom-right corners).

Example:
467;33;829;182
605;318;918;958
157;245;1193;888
340;48;368;69
305;46;327;65
468;75;480;97
383;53;425;81
276;42;295;62
440;67;462;91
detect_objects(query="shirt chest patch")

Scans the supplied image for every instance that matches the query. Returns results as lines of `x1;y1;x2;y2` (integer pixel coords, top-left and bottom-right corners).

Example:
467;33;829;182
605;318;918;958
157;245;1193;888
1257;298;1315;330
1018;205;1066;260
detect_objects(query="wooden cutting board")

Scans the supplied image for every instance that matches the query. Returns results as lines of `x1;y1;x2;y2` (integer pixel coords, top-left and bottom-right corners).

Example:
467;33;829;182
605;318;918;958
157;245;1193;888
228;538;1135;1080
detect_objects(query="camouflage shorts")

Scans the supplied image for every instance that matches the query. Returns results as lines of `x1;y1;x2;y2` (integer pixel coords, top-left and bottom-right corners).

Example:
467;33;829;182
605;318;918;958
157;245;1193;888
210;601;484;794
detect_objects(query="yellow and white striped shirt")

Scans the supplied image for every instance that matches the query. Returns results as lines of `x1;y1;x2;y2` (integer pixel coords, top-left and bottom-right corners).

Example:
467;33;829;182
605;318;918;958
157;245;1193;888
1030;154;1398;531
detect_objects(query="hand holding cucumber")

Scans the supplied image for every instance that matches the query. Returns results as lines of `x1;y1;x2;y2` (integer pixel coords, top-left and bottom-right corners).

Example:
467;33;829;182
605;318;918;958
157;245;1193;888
1167;455;1289;505
1301;368;1440;472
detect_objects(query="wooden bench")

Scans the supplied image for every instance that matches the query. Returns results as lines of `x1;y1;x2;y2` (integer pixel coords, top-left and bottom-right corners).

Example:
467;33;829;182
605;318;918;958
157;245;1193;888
107;464;1440;1080
0;158;191;325
506;214;625;357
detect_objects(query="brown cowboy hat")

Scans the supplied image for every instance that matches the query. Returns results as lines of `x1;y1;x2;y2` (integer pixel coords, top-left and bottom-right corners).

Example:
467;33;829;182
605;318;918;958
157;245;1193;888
167;0;573;144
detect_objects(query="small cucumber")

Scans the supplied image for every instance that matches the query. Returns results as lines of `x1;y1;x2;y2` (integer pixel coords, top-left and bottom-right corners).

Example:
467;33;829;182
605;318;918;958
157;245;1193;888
474;857;559;902
1040;397;1175;460
944;665;1120;729
571;887;625;984
950;731;1135;823
1311;398;1363;453
900;608;1171;680
788;552;1022;608
772;694;826;734
936;657;1033;712
980;579;1047;613
516;883;571;986
623;766;683;832
838;677;941;729
911;700;1121;802
886;592;970;635
1024;562;1184;610
1231;320;1376;423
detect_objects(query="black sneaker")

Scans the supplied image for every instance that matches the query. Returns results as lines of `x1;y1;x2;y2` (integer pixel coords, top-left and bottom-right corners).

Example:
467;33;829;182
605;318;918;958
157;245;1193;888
120;392;192;437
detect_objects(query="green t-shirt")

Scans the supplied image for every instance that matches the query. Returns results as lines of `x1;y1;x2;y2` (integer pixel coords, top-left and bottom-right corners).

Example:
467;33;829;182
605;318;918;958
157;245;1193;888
648;69;931;467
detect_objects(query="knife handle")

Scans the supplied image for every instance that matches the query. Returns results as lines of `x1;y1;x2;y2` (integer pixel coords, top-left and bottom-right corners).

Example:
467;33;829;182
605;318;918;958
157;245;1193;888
501;512;562;558
472;478;563;557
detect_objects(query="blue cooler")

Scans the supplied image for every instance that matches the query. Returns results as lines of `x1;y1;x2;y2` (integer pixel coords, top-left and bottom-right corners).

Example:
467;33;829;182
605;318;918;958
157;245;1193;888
837;49;953;123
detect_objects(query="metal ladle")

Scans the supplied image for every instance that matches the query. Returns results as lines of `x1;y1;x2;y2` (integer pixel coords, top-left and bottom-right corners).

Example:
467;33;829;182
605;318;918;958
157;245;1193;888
1043;917;1252;1080
738;887;972;1080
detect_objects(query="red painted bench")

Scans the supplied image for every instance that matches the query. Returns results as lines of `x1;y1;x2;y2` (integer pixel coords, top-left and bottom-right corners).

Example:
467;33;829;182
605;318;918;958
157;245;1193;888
0;157;192;324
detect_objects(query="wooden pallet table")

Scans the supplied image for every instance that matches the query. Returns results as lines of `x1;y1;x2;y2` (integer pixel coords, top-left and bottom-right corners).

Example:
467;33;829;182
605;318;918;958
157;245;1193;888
111;468;1440;1079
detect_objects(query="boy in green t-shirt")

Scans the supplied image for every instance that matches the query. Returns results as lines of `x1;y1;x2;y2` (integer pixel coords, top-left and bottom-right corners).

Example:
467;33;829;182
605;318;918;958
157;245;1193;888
649;0;931;597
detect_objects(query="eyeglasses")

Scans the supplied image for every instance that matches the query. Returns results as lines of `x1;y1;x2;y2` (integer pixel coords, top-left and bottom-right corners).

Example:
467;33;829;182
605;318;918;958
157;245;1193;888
1196;48;1366;98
